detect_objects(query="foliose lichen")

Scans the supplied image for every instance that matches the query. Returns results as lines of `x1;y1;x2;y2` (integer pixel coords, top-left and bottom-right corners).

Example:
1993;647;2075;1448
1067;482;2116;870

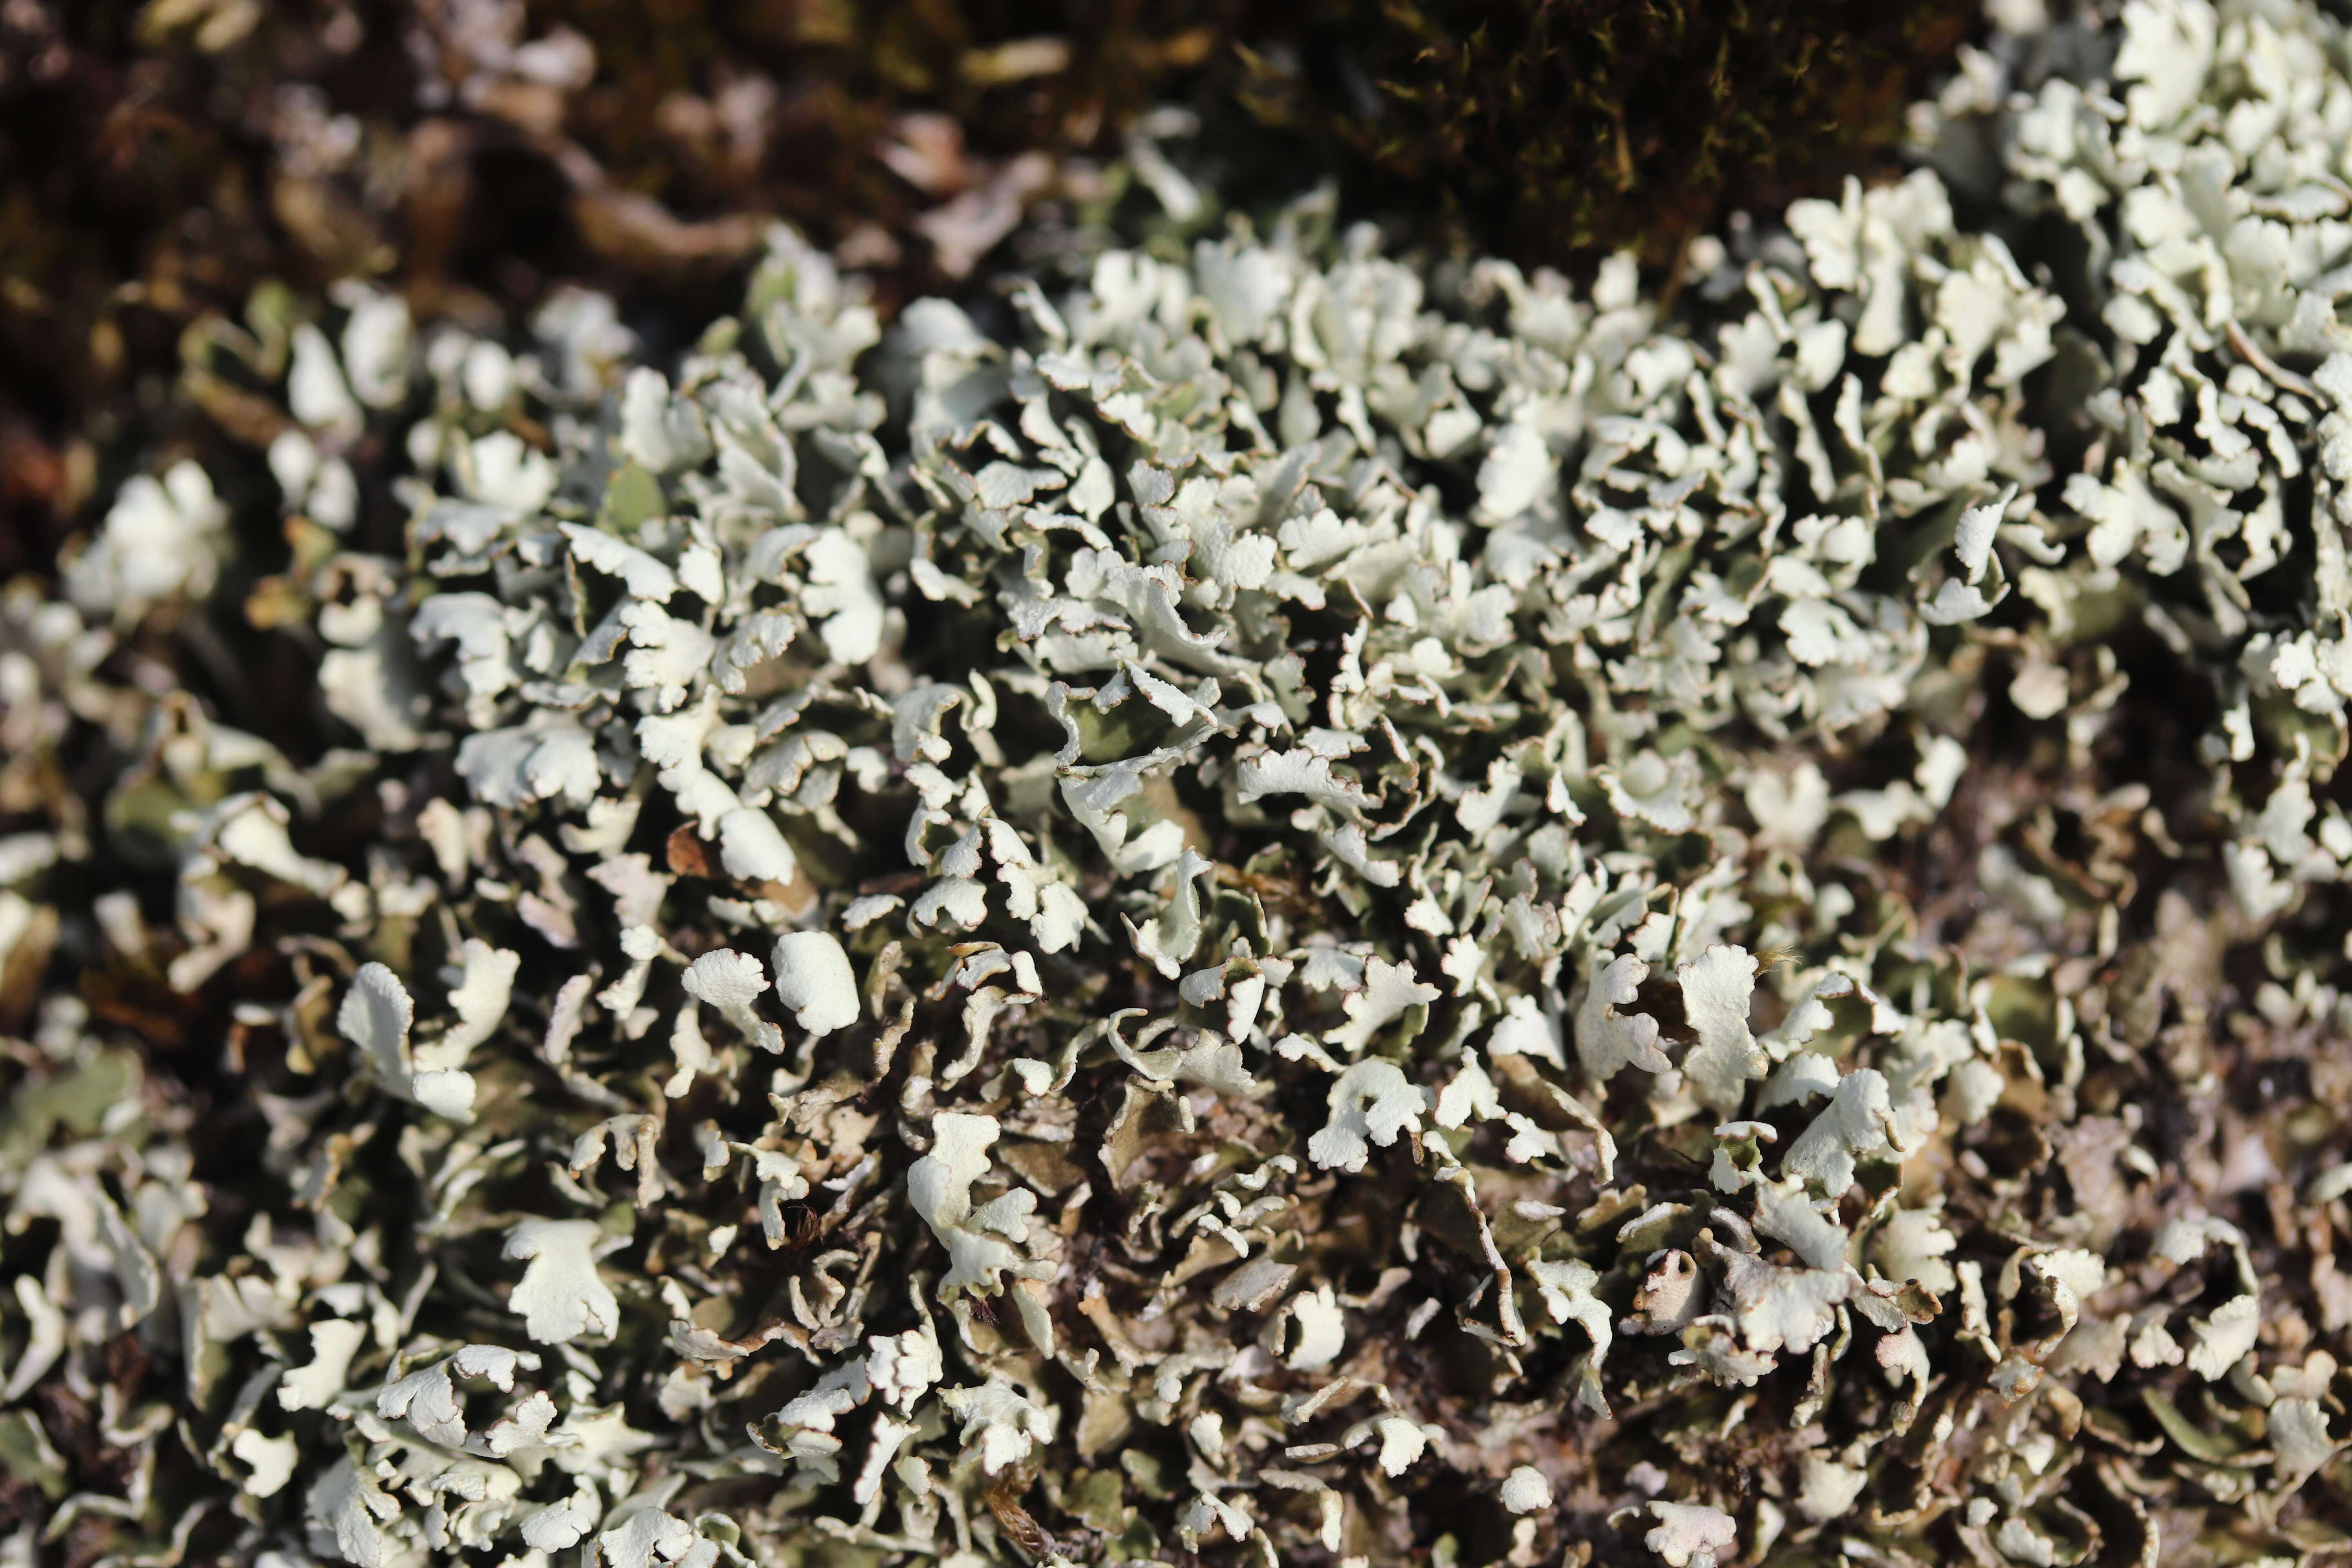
11;3;2352;1566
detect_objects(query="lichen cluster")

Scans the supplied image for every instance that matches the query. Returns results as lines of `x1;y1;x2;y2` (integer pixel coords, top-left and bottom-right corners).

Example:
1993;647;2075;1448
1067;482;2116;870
12;3;2352;1567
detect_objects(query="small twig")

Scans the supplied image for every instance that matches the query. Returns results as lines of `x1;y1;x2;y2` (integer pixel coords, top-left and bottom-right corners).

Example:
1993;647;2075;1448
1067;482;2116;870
2227;319;2320;401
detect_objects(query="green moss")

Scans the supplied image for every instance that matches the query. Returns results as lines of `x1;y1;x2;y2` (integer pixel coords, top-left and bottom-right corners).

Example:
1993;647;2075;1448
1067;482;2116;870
1237;0;1982;267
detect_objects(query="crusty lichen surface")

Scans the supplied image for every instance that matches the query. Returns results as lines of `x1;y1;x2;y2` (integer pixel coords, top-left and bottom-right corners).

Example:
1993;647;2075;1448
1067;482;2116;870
9;3;2352;1567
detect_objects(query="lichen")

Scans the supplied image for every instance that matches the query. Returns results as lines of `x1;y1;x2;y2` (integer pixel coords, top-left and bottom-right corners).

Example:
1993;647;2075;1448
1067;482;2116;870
11;4;2352;1566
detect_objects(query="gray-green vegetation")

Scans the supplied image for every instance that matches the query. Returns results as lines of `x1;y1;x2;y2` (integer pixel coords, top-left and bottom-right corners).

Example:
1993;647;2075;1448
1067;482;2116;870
7;4;2352;1566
